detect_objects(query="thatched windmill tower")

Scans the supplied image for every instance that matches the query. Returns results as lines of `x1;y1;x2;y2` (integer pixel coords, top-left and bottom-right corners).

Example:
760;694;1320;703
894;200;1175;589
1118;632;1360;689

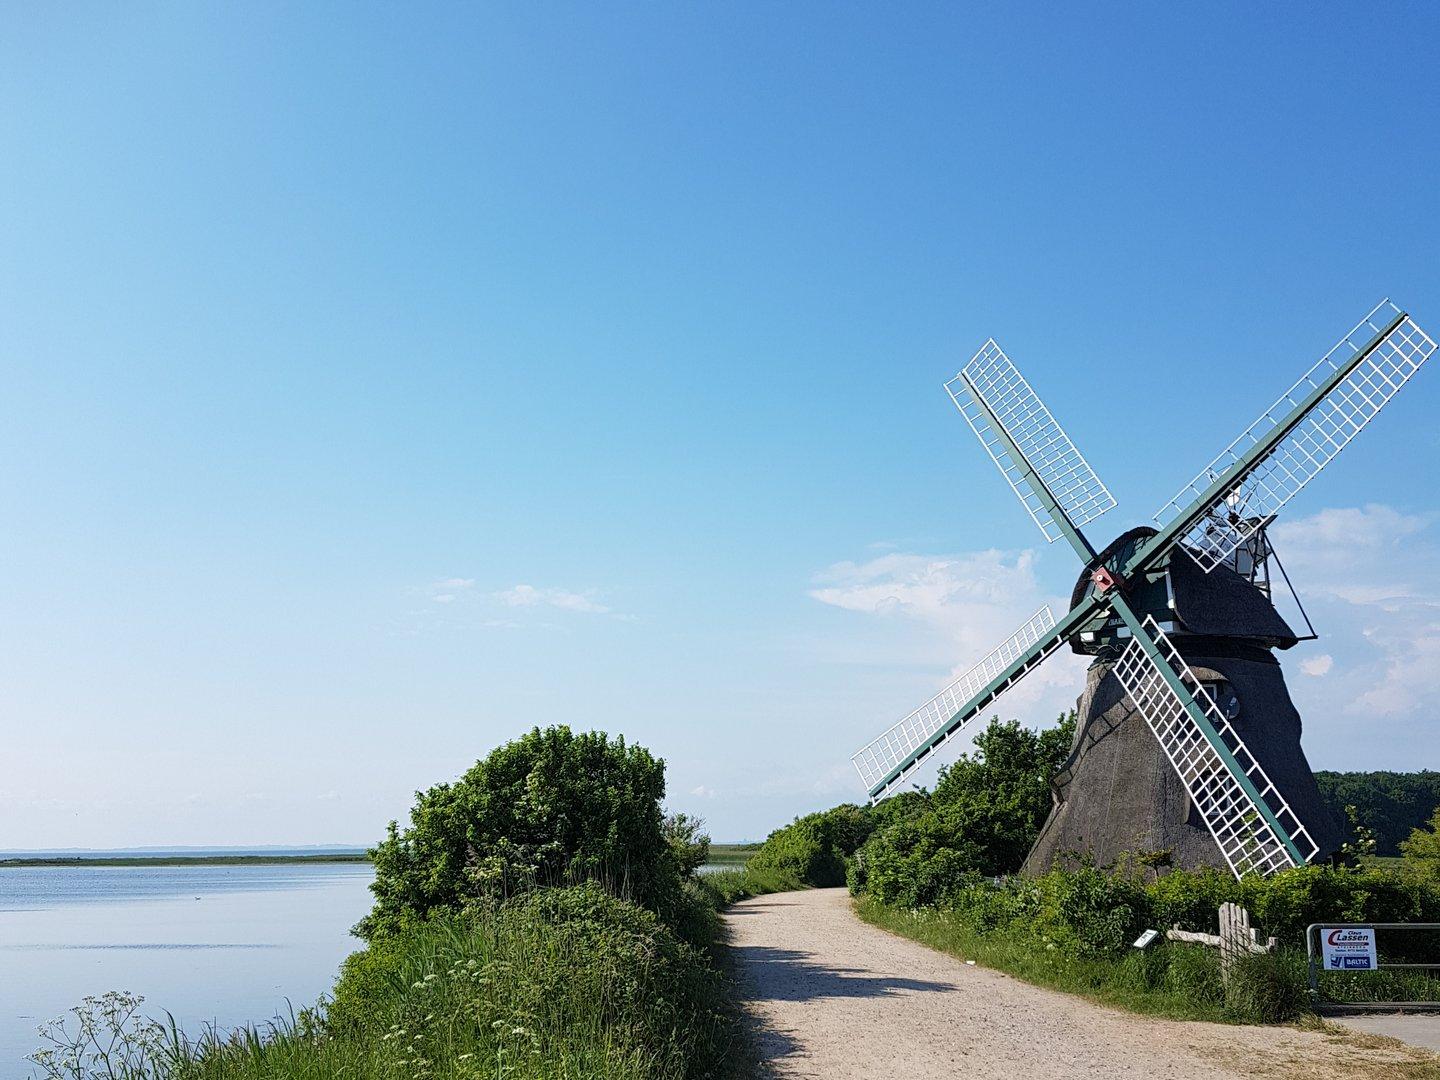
850;300;1434;878
1021;525;1341;873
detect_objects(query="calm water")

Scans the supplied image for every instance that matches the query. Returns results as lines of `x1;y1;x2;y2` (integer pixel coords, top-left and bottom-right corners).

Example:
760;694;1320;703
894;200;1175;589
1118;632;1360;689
0;863;374;1079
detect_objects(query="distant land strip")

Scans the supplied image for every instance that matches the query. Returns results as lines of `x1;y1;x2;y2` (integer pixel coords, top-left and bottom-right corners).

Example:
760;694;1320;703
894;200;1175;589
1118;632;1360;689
0;854;372;868
0;843;758;869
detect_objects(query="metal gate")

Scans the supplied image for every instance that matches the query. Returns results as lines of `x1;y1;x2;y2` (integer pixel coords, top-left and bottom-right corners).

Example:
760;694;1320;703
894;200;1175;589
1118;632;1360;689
1306;922;1440;1012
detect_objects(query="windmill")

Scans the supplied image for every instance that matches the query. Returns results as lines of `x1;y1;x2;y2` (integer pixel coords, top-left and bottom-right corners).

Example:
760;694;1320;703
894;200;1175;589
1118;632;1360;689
850;300;1436;879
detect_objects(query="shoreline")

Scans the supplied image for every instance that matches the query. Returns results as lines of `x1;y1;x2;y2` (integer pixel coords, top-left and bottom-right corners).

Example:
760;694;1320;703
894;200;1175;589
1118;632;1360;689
0;843;756;870
0;854;371;868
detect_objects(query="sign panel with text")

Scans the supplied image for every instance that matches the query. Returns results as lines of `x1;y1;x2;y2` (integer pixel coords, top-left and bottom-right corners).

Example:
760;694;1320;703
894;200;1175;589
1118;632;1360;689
1320;927;1378;971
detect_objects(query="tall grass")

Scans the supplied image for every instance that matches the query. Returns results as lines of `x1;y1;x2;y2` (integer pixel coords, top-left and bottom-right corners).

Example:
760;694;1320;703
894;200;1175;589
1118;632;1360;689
692;866;802;908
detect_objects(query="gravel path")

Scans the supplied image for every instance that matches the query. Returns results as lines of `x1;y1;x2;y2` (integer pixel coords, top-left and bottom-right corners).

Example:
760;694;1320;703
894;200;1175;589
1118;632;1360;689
724;888;1435;1079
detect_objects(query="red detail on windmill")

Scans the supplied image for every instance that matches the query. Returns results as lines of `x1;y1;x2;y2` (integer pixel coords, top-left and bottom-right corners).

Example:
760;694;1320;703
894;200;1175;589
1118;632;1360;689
1091;567;1121;594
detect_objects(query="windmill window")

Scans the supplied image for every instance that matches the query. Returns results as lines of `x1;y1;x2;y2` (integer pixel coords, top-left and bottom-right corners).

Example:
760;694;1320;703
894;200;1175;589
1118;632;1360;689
1199;680;1241;722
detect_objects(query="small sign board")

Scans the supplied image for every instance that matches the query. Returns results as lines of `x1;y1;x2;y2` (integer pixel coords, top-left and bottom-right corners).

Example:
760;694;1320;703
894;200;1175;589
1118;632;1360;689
1320;927;1378;971
1132;929;1161;950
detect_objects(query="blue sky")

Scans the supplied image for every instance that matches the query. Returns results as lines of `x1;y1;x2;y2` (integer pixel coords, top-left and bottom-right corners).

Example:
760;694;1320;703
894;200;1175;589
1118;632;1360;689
3;5;1439;846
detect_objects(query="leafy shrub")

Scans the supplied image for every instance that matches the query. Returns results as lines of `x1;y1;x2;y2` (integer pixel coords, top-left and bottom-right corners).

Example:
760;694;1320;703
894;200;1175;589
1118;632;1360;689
664;813;711;877
360;726;676;938
847;812;985;907
926;715;1075;873
748;803;876;887
1144;865;1238;933
747;817;844;886
1038;865;1149;955
1141;863;1440;948
1402;805;1440;867
851;715;1075;901
1240;864;1437;945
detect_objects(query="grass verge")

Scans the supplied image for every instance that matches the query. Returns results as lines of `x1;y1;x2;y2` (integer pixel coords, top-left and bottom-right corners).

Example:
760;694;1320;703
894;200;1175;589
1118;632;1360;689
855;896;1308;1024
857;896;1440;1078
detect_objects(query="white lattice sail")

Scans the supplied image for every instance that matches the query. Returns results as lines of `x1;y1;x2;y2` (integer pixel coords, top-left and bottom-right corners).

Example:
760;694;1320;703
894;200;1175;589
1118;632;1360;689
1155;300;1437;572
947;341;1117;543
852;606;1061;797
1113;617;1320;878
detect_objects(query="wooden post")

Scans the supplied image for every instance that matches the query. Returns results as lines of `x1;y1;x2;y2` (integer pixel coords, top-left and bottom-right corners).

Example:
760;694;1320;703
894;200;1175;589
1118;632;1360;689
1219;902;1249;985
1164;904;1274;986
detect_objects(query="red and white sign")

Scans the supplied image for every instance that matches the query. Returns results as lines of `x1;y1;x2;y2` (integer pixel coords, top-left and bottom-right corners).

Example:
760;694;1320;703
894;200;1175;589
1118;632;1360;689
1320;927;1378;971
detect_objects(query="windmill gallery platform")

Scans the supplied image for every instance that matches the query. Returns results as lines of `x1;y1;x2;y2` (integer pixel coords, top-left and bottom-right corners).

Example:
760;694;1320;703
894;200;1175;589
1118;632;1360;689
726;888;1440;1079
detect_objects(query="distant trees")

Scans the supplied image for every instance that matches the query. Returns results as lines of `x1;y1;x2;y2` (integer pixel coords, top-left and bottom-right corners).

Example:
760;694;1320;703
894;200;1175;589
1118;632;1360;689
1402;806;1440;868
1315;770;1440;856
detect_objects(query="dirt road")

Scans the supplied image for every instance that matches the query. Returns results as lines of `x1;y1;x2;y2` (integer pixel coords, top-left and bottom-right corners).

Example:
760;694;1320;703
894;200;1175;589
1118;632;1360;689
724;888;1435;1079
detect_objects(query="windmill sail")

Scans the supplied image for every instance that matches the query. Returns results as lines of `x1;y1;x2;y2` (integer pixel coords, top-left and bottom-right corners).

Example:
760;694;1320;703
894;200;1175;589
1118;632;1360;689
948;341;1117;545
852;606;1062;799
1112;615;1319;877
1155;300;1437;572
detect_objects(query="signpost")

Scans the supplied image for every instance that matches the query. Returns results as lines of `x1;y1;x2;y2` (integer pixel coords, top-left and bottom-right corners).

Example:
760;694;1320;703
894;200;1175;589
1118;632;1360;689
1319;926;1378;971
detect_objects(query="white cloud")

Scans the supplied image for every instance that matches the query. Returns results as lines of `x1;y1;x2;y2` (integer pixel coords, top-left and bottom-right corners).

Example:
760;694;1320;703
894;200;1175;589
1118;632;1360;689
1349;629;1440;718
810;549;1043;643
494;584;611;615
316;790;341;802
1268;505;1440;745
810;546;1085;745
689;785;716;799
1271;504;1427;554
1270;505;1429;604
423;577;473;606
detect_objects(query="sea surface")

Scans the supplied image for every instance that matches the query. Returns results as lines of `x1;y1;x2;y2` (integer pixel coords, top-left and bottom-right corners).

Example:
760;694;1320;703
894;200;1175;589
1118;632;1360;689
0;862;374;1079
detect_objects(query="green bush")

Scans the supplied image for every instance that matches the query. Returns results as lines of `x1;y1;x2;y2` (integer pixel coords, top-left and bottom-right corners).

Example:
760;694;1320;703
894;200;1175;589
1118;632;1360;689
1402;805;1440;867
664;813;711;877
1145;865;1238;934
850;715;1075;901
747;817;844;886
1038;865;1149;955
747;803;876;888
1143;862;1440;947
846;812;985;907
360;727;678;938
